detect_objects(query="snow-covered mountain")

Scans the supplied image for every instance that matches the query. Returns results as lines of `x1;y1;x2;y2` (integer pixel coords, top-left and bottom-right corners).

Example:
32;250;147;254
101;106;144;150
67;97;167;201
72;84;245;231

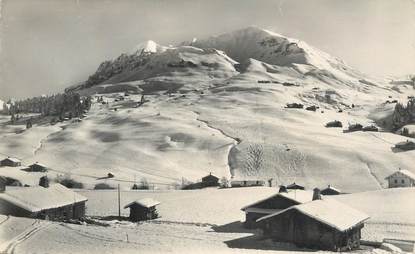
190;27;340;68
190;27;367;83
68;41;239;94
68;27;377;97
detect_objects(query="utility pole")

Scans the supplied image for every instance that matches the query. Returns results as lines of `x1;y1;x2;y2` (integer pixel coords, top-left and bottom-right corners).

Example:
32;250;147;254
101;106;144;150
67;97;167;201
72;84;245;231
118;184;121;219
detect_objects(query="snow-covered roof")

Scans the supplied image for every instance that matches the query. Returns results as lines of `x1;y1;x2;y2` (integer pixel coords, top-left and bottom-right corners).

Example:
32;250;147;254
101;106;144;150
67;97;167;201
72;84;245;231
202;173;219;180
257;198;369;232
241;190;314;211
124;198;160;209
321;185;341;194
0;184;87;213
278;190;314;204
286;182;304;189
385;169;415;181
1;157;21;163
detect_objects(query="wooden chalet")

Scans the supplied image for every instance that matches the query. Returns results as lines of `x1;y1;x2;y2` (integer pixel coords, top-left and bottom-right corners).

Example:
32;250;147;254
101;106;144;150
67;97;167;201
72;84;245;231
286;182;305;190
256;189;369;251
0;179;87;220
201;173;219;187
0;157;21;167
385;169;415;188
321;185;341;195
241;188;314;228
124;198;160;222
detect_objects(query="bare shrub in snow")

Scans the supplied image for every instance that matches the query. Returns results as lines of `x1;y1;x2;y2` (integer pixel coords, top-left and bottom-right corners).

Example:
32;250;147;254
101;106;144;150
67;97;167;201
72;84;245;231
220;177;230;188
94;183;115;190
136;178;150;190
57;176;84;189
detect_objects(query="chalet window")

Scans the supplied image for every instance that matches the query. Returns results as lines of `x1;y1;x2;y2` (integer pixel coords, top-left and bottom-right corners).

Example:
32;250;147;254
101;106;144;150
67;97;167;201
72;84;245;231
401;179;405;184
394;179;398;184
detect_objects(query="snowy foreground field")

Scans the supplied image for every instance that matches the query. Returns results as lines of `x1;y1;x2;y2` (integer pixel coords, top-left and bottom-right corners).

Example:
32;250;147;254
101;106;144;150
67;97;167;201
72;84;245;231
1;187;414;254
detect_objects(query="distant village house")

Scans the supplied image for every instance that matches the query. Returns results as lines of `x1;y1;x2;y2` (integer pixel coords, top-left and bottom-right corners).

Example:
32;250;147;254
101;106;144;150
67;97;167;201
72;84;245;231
385;169;415;188
256;188;369;251
201;173;219;187
286;182;305;190
0;176;87;220
0;157;21;167
124;198;160;222
320;185;341;195
23;162;48;172
230;179;265;188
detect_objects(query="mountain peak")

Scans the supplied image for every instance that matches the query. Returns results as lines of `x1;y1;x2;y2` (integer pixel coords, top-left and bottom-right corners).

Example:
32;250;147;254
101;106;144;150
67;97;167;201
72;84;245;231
130;40;167;55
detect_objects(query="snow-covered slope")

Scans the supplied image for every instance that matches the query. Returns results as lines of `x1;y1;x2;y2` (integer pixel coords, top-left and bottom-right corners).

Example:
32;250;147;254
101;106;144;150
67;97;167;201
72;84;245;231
2;27;414;192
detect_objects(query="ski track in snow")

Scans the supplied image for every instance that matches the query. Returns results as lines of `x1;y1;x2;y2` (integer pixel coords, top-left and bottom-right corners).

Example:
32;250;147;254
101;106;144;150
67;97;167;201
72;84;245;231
32;126;64;156
363;160;383;189
2;220;49;254
0;215;10;225
191;110;241;178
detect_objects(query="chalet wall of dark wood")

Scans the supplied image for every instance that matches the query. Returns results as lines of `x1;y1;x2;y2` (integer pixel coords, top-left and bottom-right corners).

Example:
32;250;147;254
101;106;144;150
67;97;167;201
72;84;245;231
259;209;363;251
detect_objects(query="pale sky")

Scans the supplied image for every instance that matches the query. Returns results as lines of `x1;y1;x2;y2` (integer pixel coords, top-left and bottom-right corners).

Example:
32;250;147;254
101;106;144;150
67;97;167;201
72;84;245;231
1;0;414;100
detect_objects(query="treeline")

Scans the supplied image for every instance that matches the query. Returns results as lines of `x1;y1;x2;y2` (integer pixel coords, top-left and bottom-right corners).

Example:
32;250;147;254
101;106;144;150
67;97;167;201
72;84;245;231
2;93;92;122
392;98;415;130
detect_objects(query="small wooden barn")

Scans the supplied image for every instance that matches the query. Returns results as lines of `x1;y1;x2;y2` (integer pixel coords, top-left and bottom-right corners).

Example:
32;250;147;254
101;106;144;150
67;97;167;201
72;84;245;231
286;182;305;190
201;173;219;187
124;198;160;222
385;169;415;188
241;189;314;228
0;181;87;220
321;185;341;195
0;157;21;167
257;196;369;251
24;162;48;172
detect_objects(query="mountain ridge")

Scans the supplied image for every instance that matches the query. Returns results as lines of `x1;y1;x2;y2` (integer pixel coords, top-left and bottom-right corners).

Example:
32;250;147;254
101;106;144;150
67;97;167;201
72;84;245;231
67;27;378;96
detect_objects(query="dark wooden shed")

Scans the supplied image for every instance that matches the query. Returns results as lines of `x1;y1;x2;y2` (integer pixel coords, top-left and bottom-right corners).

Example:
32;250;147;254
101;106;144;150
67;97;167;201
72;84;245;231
124;198;160;222
0;157;21;167
241;189;314;228
257;198;369;251
201;173;219;187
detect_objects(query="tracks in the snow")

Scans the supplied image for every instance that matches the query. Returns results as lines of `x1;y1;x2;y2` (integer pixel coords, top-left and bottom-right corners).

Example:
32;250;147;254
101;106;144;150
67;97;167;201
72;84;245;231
2;220;49;254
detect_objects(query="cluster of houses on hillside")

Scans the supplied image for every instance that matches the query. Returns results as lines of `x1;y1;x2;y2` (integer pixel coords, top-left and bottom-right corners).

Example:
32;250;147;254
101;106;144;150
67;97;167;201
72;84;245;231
0;156;162;223
184;173;268;190
1;157;48;172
